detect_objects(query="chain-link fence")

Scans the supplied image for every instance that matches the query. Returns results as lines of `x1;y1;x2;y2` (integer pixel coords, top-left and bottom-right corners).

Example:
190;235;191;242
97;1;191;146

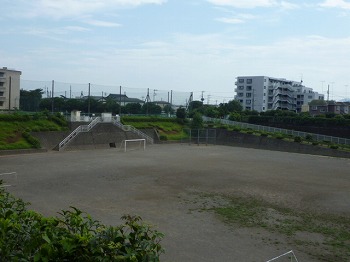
21;80;192;107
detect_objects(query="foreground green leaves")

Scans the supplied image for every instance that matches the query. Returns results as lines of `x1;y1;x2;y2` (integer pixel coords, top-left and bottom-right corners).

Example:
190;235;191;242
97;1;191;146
0;183;164;261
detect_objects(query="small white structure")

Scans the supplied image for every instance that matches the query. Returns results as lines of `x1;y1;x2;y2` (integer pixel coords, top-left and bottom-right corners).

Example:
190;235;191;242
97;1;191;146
101;112;112;122
70;110;81;122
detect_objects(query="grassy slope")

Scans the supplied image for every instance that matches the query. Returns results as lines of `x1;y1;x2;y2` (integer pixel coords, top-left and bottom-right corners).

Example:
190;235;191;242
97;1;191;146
121;117;187;140
0;118;67;150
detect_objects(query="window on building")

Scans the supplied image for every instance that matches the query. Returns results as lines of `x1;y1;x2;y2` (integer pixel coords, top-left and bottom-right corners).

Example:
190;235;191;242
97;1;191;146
0;92;3;96
238;79;244;83
0;82;4;86
308;95;313;99
263;100;265;103
264;86;266;89
246;106;251;110
263;93;266;96
0;72;4;77
246;99;251;105
312;106;317;110
320;108;325;112
238;86;244;90
246;79;252;84
246;86;252;91
239;100;243;103
238;93;244;97
246;93;252;98
263;107;265;111
0;101;3;106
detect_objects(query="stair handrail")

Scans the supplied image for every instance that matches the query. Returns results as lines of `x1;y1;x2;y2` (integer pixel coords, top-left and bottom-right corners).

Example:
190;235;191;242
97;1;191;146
114;120;154;144
58;117;102;151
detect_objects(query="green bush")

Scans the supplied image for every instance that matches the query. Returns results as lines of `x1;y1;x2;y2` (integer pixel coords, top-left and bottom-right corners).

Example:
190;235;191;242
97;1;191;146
159;135;168;141
274;133;285;140
294;136;302;143
246;130;254;134
305;134;313;142
0;184;164;261
330;144;339;149
22;132;41;148
260;132;268;137
312;142;319;146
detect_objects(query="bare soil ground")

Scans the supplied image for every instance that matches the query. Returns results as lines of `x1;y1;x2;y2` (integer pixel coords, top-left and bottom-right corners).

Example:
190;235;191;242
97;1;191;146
1;144;349;261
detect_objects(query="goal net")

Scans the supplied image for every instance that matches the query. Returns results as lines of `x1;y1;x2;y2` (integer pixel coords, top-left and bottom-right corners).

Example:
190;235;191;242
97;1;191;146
120;139;146;152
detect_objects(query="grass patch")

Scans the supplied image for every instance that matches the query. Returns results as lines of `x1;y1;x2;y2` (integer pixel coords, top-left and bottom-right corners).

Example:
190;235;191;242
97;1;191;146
122;116;188;141
198;194;350;261
0;113;68;150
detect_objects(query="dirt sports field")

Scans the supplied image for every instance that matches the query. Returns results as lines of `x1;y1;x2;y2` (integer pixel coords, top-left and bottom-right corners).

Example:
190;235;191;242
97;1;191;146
1;144;350;261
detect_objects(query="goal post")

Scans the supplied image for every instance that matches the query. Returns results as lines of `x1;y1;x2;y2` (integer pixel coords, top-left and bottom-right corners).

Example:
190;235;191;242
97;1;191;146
121;139;146;152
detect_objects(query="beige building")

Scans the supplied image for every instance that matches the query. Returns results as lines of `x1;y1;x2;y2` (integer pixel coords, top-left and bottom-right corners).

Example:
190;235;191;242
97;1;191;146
0;67;22;110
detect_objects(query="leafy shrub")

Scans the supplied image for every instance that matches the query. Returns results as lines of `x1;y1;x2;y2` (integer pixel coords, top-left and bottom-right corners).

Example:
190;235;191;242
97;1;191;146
312;142;319;146
0;184;164;261
159;135;168;141
274;133;285;140
330;144;339;149
22;132;41;148
305;134;313;142
246;130;254;134
294;136;302;143
260;132;268;137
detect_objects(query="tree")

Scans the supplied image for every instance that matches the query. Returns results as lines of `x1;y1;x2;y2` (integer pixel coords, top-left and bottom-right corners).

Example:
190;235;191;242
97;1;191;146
20;89;43;111
176;107;186;119
309;99;327;106
191;112;203;128
163;104;174;115
141;102;162;115
226;100;243;113
124;103;142;114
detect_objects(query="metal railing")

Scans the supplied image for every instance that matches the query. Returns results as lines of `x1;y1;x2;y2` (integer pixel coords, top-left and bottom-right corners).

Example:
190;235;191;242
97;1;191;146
203;116;350;145
58;117;102;151
114;121;154;144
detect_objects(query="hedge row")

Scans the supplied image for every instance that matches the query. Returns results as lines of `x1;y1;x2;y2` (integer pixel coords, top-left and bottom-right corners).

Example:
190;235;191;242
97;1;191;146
122;116;177;123
247;116;350;127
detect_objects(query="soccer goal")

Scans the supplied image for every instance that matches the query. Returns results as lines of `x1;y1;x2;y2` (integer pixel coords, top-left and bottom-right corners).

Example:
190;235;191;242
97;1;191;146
120;139;146;152
266;250;299;262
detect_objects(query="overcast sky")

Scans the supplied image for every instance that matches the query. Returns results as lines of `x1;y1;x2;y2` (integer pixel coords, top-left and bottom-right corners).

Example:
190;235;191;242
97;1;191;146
1;0;350;102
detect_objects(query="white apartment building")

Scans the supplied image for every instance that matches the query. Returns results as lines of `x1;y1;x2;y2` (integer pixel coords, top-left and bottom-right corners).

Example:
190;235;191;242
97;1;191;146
0;67;22;110
234;76;324;112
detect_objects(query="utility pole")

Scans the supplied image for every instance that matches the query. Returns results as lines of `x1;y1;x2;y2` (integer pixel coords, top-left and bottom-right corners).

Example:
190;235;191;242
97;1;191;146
153;89;157;102
327;84;330;102
201;91;205;103
8;76;11;110
88;83;91;117
51;80;54;113
119;86;122;116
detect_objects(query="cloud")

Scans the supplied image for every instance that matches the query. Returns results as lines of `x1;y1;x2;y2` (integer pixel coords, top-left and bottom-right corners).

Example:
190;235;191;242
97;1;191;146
84;19;121;27
207;0;277;8
12;0;167;19
215;13;256;24
216;17;245;24
320;0;350;9
207;0;298;9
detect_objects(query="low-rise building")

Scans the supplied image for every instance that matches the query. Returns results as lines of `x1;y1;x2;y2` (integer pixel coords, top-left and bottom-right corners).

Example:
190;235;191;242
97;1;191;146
0;67;22;110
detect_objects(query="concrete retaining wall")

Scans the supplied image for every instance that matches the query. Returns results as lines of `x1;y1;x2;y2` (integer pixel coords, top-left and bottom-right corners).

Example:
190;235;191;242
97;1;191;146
216;129;350;159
